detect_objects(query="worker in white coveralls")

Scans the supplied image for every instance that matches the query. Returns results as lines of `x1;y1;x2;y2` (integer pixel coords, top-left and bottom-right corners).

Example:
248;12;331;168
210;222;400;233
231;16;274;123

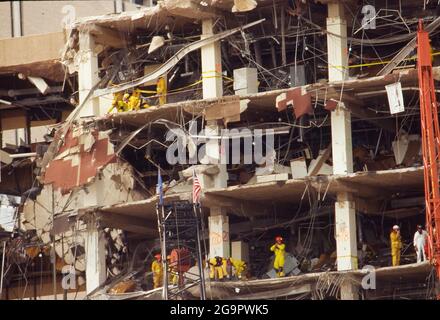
413;225;428;263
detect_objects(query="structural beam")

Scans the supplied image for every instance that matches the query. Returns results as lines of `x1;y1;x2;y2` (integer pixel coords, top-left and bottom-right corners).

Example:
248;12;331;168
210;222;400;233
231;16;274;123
88;25;127;49
9;1;27;149
327;2;347;83
85;219;106;294
208;207;230;258
115;0;123;13
231;241;249;263
199;19;227;187
78;31;101;117
201;19;223;99
335;180;384;199
200;19;230;260
331;102;353;175
202;193;270;217
327;1;358;300
11;1;22;37
95;211;157;236
334;192;358;269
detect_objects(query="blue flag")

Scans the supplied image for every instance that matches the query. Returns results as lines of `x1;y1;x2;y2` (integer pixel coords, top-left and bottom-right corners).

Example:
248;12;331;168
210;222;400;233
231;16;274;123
157;167;164;206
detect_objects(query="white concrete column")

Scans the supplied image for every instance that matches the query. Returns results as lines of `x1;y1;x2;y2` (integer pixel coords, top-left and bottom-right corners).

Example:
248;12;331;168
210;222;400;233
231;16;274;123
201;121;228;188
327;2;358;299
208;207;230;258
11;1;24;145
78;31;101;118
340;279;359;300
327;2;352;176
334;192;357;270
200;18;227;186
331;104;353;175
201;19;229;260
327;2;347;82
114;0;123;13
233;67;258;96
199;18;227;188
85;221;106;294
201;19;223;99
231;241;249;263
11;1;22;37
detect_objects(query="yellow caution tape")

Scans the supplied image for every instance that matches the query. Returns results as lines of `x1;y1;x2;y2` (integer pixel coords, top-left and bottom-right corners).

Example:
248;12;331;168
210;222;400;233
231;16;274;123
137;89;157;94
108;75;233;97
201;70;222;74
333;50;440;69
168;80;203;93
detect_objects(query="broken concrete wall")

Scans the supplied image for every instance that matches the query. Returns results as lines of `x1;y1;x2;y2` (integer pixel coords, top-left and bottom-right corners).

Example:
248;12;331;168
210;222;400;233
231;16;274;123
24;125;145;224
43;127;116;193
21;124;144;274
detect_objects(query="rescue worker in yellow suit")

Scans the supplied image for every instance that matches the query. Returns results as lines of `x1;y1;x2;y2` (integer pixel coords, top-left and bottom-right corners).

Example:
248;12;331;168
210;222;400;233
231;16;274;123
156;76;167;106
107;92;126;113
270;236;286;277
228;258;247;280
151;253;163;289
108;90;149;113
209;256;226;281
222;257;230;280
127;89;142;111
390;225;402;266
167;255;179;286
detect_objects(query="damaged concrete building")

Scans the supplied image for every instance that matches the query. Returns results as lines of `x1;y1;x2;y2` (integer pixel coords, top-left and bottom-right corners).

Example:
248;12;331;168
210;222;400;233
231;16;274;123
0;0;439;300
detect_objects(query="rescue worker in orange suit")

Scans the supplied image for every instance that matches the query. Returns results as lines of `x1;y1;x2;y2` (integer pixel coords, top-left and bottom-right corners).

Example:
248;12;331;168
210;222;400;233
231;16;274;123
209;256;226;281
270;236;286;277
151;253;163;289
390;225;402;266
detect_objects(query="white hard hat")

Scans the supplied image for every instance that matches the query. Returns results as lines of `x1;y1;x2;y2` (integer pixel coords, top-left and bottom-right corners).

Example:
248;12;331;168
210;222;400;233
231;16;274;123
393;225;400;230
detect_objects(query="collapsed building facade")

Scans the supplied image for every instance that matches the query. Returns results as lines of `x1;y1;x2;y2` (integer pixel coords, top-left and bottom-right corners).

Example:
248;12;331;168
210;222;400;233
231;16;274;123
0;0;439;300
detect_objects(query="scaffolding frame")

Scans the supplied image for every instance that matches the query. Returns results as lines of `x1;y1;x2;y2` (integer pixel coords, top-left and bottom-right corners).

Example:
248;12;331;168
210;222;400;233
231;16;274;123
156;200;206;300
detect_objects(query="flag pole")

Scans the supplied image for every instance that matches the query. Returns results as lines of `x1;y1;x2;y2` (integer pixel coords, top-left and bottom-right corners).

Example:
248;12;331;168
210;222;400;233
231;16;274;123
0;240;6;297
155;167;168;300
160;203;168;300
193;202;206;300
192;170;206;300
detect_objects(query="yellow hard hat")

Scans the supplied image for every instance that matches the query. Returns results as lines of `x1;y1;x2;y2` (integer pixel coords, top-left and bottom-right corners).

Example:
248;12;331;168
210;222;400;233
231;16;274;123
123;93;130;100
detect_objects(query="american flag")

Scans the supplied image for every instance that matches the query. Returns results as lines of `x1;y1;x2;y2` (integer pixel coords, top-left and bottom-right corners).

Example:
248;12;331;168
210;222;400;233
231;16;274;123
192;170;202;204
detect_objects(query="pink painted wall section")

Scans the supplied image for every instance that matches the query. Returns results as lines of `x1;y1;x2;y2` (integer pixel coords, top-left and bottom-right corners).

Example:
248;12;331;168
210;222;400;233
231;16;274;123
43;129;116;194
